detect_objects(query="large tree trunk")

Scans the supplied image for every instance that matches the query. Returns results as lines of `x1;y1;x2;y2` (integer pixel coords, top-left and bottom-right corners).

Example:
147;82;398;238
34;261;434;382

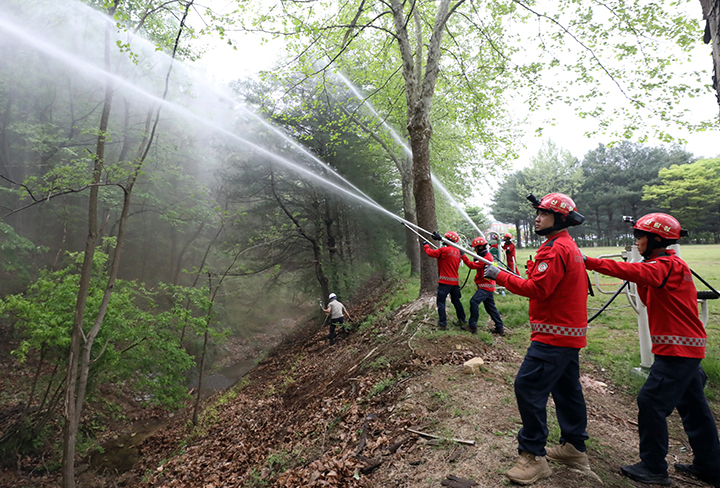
700;0;720;119
401;155;420;276
409;120;439;293
390;0;458;294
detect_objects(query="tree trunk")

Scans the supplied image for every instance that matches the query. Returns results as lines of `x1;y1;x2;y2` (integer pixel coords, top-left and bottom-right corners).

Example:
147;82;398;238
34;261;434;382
390;0;457;294
700;0;720;120
61;7;116;486
401;155;420;275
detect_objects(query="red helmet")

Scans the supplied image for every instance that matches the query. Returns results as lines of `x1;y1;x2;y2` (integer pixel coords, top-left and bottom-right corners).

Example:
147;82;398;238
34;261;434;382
531;192;585;226
444;231;459;243
471;236;487;247
503;233;512;239
535;193;577;217
633;213;683;240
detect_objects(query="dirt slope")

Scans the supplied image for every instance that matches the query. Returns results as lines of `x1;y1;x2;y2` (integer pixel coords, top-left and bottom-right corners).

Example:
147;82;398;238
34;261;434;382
117;278;708;488
6;277;709;487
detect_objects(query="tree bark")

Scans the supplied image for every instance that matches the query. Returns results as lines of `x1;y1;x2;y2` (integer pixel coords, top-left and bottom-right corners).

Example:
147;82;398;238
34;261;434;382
401;155;420;275
390;0;459;293
61;6;116;486
514;219;522;249
700;0;720;120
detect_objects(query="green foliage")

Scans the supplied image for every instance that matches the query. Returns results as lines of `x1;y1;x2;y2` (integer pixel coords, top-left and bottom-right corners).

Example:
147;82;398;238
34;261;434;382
491;141;697;246
369;356;390;369
0;250;211;409
0;222;48;288
578;142;694;246
643;158;720;230
368;376;396;398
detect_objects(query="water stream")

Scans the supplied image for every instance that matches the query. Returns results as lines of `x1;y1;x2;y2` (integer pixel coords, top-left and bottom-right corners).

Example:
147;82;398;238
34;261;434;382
0;8;434;236
331;71;485;238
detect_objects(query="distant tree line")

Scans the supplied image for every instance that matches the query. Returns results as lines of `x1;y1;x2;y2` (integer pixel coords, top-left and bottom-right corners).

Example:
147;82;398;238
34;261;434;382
491;141;720;248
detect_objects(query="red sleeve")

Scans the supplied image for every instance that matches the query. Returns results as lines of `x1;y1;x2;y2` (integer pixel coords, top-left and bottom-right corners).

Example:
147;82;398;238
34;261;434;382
424;244;442;258
462;253;491;270
496;247;564;300
585;256;674;289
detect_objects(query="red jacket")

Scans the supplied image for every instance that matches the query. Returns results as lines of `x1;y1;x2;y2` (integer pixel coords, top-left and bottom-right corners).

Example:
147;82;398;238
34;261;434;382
496;230;588;348
424;244;462;285
503;241;519;274
461;250;496;291
585;250;705;358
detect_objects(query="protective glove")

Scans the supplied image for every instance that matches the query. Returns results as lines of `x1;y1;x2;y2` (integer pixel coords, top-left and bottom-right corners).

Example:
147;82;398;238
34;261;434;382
484;265;501;280
421;241;429;247
460;251;465;257
431;231;442;241
582;253;587;262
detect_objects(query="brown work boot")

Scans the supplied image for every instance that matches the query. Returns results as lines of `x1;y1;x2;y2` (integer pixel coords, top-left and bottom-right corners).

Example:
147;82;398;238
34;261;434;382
506;451;552;485
546;442;590;470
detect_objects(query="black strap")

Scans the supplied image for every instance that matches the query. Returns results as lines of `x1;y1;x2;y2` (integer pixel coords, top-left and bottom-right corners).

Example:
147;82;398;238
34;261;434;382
588;281;628;323
459;267;472;291
690;268;720;298
658;265;673;289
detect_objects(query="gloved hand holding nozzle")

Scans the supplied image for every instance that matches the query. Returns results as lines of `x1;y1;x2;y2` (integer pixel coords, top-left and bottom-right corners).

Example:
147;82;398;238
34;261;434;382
484;265;501;280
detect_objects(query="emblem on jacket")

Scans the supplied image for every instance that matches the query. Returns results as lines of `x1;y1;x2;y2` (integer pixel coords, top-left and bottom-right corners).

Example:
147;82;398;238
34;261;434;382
537;262;549;273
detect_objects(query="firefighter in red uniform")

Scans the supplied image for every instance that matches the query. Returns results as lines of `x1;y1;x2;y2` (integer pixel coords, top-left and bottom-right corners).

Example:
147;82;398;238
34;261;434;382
503;232;519;274
585;213;720;487
461;236;504;335
485;192;590;485
423;231;467;330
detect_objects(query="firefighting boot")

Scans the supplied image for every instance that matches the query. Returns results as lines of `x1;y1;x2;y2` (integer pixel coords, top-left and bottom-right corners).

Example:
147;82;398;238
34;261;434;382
506;451;552;485
621;462;670;486
675;463;720;488
546;442;590;470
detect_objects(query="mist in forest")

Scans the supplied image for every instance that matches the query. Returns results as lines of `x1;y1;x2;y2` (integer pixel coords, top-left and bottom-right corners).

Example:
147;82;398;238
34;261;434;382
0;0;406;351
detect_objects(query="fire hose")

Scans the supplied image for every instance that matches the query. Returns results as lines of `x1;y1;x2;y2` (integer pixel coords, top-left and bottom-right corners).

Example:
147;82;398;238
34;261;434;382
587;268;719;324
587;281;628;323
403;223;521;277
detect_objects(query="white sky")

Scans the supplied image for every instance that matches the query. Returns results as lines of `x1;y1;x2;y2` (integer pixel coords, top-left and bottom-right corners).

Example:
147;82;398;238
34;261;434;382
190;4;719;215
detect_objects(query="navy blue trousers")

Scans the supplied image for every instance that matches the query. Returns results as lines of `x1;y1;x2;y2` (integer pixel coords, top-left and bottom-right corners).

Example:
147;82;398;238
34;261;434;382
436;283;465;326
637;355;720;475
468;288;503;331
329;317;343;345
514;341;588;456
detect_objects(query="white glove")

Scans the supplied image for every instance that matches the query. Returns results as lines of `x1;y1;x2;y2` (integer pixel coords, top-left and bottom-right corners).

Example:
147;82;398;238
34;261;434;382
484;265;501;280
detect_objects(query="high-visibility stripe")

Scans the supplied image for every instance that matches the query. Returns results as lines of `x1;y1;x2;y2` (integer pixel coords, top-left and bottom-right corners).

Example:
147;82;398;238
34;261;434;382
532;323;587;337
439;276;459;283
651;335;706;347
477;283;494;289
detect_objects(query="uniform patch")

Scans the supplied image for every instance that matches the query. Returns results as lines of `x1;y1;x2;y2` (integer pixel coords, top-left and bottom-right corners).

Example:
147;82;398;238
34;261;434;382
537;262;549;273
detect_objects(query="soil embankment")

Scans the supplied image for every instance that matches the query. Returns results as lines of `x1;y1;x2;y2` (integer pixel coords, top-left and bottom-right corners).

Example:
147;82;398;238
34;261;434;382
3;277;710;487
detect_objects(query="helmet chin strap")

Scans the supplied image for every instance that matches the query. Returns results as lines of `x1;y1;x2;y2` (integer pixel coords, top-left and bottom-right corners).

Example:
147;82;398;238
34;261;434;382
534;213;568;236
641;236;670;260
